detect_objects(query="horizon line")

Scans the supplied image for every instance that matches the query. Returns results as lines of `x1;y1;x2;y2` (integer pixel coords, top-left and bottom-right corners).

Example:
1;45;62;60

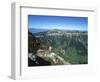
29;27;87;31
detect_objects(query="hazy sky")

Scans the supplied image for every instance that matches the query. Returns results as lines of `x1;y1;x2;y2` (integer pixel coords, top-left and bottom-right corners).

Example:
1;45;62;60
28;15;88;31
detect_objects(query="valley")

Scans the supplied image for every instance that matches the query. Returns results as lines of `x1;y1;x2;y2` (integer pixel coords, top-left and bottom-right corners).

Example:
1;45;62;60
28;29;88;66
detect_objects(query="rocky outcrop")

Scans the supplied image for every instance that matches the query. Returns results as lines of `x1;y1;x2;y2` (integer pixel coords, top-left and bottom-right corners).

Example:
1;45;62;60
28;31;51;66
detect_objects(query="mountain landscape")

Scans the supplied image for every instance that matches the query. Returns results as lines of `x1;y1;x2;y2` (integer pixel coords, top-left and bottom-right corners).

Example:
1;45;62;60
28;28;88;66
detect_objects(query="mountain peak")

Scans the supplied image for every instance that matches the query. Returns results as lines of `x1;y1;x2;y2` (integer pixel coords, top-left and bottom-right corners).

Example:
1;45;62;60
46;29;64;36
48;29;63;33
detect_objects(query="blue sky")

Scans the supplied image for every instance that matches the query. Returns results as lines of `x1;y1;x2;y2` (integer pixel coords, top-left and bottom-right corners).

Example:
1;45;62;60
28;15;88;31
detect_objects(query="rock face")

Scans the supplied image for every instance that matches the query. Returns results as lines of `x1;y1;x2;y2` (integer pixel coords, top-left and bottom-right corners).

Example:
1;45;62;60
28;56;51;66
28;31;41;54
28;31;51;66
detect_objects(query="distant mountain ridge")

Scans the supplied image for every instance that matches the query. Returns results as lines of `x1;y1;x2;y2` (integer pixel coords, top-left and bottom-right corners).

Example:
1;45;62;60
29;28;48;33
30;29;87;38
29;28;87;34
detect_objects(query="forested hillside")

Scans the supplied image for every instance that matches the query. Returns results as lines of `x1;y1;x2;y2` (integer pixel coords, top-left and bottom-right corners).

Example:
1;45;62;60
28;29;88;66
